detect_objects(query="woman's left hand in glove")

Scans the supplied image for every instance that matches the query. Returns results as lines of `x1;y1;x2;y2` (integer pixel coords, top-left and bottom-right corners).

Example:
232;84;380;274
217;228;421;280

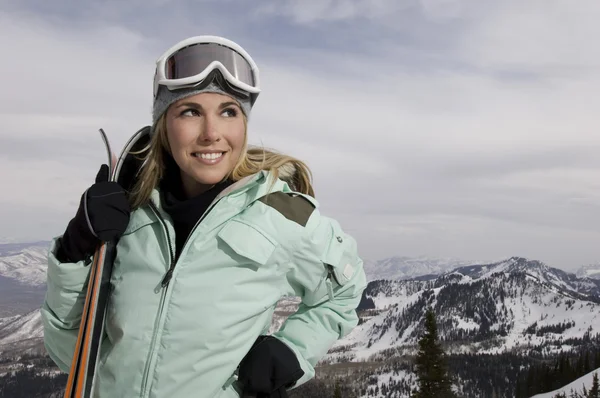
238;335;305;398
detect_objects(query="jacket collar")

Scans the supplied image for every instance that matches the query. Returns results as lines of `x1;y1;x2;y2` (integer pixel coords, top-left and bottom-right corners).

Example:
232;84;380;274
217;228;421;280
148;169;289;212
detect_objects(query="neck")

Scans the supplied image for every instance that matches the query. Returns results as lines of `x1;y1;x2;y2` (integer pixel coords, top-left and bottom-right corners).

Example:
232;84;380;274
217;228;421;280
180;171;215;198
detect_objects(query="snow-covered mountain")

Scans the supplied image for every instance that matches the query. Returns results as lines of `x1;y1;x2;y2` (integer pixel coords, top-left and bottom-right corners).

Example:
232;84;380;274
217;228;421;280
0;241;49;257
0;309;45;357
577;263;600;280
0;310;43;347
269;296;301;334
532;367;600;398
363;256;476;282
329;257;600;363
0;241;50;286
451;257;600;298
0;242;49;318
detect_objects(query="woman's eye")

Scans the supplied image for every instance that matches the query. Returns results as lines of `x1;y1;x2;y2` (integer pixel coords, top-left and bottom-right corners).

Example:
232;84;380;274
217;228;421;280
181;109;200;117
222;108;238;117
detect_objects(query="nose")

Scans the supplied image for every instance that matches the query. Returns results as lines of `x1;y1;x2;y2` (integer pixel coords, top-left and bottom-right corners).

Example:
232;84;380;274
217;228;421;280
198;114;221;143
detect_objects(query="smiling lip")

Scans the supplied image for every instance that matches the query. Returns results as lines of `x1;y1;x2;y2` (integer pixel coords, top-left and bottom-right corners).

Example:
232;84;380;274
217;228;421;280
192;151;225;165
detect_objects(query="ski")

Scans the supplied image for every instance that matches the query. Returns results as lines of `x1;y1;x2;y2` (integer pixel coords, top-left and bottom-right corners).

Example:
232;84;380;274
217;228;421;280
63;126;151;398
63;129;117;398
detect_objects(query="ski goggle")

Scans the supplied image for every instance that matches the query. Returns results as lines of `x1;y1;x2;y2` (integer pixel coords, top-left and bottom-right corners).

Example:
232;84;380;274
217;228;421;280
153;35;261;103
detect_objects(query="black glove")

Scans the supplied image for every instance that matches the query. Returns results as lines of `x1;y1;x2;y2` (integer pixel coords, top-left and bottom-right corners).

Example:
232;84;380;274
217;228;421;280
56;164;131;263
238;335;304;398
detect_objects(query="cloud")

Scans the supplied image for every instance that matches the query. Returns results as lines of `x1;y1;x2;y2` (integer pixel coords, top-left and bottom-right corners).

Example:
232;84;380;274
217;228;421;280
253;0;465;25
254;0;386;24
1;1;599;270
458;0;600;70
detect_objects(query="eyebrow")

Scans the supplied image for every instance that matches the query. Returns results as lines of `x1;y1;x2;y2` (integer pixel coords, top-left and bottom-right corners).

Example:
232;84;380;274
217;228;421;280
175;101;240;110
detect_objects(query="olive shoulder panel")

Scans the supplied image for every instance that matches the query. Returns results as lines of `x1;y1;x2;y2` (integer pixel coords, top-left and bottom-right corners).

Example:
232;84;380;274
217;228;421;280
258;192;316;227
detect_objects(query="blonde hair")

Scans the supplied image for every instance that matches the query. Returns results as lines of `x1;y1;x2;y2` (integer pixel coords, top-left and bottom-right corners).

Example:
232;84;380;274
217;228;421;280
128;113;315;209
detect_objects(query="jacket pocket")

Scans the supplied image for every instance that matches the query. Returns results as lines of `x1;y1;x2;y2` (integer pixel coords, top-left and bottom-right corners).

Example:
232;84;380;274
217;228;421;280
217;219;278;266
322;221;356;287
302;223;355;307
217;220;283;318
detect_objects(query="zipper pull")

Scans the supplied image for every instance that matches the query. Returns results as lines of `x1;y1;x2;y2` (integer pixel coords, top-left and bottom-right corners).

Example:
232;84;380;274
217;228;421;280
154;265;174;293
327;264;341;285
161;268;174;287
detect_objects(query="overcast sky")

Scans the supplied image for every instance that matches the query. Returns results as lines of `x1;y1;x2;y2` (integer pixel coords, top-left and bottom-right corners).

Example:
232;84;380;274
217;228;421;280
0;0;599;271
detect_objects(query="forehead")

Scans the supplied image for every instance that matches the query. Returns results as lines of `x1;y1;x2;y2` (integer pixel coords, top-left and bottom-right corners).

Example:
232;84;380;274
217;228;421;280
175;92;238;106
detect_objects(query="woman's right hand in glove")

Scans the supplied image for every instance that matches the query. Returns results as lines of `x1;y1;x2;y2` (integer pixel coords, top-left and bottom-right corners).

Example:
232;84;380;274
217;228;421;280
56;164;131;263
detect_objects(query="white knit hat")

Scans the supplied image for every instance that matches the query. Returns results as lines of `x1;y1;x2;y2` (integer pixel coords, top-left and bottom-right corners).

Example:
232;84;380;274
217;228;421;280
152;79;252;134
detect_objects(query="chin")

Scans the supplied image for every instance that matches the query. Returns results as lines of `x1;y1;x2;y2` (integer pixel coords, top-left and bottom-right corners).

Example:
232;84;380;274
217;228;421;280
190;170;230;185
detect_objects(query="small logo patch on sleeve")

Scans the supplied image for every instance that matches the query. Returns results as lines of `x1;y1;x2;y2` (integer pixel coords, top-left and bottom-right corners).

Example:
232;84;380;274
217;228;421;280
343;263;354;280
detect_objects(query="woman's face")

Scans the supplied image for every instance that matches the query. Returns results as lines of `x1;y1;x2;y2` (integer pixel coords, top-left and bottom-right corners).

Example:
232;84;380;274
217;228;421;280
165;92;246;197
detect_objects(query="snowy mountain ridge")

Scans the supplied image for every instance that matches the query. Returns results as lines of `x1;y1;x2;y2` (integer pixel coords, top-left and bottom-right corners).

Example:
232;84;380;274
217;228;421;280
0;309;45;358
0;242;50;287
0;241;50;257
449;257;600;299
531;367;600;398
328;257;600;363
0;310;43;347
363;255;477;282
577;263;600;280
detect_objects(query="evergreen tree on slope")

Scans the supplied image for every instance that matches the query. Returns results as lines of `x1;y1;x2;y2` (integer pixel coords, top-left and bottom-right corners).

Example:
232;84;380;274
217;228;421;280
333;379;342;398
413;307;456;398
589;372;600;398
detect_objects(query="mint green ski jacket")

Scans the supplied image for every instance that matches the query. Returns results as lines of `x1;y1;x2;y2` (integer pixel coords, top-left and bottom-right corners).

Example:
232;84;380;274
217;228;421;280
41;169;367;397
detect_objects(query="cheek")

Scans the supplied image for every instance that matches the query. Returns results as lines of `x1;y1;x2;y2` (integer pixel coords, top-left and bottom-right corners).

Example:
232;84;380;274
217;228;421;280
227;124;246;153
166;119;194;155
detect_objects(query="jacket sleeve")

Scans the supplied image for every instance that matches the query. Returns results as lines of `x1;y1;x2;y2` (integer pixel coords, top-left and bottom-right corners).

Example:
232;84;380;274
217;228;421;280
40;236;92;373
272;207;368;388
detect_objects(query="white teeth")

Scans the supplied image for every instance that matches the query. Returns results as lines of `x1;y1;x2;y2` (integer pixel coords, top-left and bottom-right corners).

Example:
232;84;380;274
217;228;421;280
195;152;223;160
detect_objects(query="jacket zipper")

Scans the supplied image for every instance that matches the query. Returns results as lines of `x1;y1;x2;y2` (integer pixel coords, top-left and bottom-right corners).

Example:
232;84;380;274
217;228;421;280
327;264;341;285
138;192;234;398
149;201;176;290
156;196;225;287
139;202;175;398
152;171;264;288
152;172;258;288
139;284;168;398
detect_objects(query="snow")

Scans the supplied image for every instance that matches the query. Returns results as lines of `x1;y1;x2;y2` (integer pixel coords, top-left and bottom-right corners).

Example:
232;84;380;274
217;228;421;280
333;257;600;361
0;315;19;329
487;288;600;354
369;284;420;309
0;244;49;286
577;264;600;280
268;296;301;334
0;310;44;347
531;367;600;398
358;369;416;398
316;258;600;397
454;316;478;331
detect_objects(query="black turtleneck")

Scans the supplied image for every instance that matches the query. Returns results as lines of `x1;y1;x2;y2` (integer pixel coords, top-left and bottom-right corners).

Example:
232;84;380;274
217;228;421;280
159;155;233;261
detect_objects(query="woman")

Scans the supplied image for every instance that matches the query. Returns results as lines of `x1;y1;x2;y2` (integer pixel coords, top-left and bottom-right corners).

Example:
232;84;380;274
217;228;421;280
41;35;367;398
